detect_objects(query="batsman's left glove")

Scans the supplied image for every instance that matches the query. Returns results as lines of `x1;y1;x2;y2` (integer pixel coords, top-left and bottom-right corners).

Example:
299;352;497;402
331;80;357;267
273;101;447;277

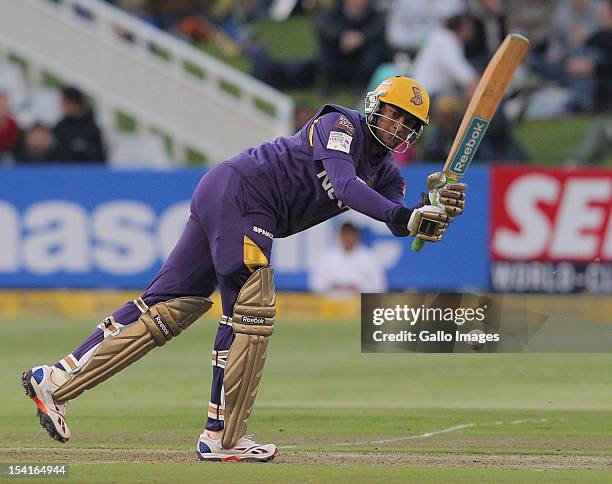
425;172;468;217
407;205;450;242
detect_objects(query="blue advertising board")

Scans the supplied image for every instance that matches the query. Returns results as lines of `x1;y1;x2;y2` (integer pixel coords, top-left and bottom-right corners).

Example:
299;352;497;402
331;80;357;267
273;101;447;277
0;165;489;291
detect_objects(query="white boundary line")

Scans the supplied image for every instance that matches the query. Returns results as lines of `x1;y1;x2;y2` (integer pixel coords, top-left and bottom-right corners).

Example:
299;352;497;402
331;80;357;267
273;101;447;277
279;418;548;449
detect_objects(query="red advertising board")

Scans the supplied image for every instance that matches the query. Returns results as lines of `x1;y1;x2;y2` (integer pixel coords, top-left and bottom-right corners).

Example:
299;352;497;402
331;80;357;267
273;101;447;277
491;167;612;292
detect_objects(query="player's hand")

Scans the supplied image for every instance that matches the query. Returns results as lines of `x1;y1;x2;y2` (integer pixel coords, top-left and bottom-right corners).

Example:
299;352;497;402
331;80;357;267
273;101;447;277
407;205;450;242
426;172;468;217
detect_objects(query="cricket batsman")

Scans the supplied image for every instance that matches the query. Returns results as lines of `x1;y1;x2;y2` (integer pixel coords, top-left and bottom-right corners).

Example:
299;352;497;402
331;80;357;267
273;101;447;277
22;76;467;462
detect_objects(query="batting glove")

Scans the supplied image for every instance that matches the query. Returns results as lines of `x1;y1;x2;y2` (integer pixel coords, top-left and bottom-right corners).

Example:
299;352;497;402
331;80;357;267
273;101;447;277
425;172;468;217
407;205;451;242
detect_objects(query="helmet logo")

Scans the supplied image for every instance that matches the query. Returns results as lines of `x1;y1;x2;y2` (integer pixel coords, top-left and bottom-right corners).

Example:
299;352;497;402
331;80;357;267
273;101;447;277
410;86;423;105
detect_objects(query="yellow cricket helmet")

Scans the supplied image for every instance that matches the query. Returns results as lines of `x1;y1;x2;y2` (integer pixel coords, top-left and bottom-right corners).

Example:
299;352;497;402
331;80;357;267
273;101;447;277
366;76;430;124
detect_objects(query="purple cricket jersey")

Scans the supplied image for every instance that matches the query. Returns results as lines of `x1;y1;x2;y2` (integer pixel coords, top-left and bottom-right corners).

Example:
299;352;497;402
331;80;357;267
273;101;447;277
226;104;411;238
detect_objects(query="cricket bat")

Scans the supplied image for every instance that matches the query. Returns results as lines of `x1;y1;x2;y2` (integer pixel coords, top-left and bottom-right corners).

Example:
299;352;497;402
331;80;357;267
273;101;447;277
412;33;530;252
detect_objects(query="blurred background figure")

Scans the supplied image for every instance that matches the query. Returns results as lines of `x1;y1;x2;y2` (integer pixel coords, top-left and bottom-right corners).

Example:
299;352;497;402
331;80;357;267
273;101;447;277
563;0;612;112
54;86;106;163
528;0;601;113
421;93;465;162
413;13;478;99
309;222;387;298
465;0;508;69
422;92;528;163
385;0;464;59
0;91;21;161
316;0;388;91
506;0;554;53
13;123;59;163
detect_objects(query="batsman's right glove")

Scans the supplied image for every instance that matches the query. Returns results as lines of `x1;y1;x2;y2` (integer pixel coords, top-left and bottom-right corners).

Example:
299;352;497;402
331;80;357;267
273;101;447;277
425;172;468;217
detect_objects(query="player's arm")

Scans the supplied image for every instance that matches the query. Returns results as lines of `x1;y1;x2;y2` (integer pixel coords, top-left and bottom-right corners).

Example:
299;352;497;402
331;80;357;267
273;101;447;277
374;168;417;237
322;157;449;241
322;156;409;225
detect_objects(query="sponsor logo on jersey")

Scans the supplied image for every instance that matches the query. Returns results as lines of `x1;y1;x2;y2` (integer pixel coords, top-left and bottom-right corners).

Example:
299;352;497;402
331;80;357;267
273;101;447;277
334;115;356;135
327;131;353;154
242;315;265;325
253;226;274;239
448;116;489;176
410;86;423;105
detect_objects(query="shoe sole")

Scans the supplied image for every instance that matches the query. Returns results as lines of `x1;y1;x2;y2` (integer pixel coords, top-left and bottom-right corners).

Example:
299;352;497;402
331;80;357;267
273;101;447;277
21;370;68;444
196;450;278;463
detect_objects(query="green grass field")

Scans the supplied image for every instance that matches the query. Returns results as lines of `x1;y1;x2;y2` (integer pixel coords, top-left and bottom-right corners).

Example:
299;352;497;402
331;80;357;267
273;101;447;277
2;313;611;482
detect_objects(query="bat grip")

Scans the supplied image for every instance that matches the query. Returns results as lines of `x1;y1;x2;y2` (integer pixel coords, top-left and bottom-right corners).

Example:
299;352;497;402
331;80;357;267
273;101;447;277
411;238;424;252
410;176;457;253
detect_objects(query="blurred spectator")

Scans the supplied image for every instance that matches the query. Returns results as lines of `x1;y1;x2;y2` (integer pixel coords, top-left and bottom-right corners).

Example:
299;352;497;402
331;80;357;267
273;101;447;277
316;0;388;91
0;92;21;160
413;14;478;98
143;0;208;30
507;0;554;52
565;118;612;165
422;93;465;162
13;123;59;163
466;0;507;68
246;44;318;90
477;107;529;162
422;93;527;163
564;0;612;112
309;222;387;297
53;86;106;163
528;0;609;113
385;0;465;58
546;0;599;64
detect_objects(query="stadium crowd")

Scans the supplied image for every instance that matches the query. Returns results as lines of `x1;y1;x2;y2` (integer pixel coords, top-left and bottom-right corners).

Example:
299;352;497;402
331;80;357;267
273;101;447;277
1;0;610;165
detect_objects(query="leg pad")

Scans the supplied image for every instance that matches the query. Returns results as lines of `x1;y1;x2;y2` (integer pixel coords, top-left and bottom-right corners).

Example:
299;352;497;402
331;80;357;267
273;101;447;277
222;267;275;448
53;296;212;402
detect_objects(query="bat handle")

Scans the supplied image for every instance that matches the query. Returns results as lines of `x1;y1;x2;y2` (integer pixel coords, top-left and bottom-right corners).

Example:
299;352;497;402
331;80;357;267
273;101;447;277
411;238;425;252
410;176;456;253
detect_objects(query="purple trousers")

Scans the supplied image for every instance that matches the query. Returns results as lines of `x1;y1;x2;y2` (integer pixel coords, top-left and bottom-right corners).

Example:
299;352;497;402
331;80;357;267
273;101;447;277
63;163;276;432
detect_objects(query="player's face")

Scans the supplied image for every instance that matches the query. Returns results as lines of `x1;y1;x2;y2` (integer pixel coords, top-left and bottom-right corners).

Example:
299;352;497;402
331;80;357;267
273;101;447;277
375;104;422;149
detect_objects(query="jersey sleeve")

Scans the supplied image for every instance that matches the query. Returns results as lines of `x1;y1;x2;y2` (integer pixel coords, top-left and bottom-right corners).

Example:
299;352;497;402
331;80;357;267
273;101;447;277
374;162;420;237
322;156;403;224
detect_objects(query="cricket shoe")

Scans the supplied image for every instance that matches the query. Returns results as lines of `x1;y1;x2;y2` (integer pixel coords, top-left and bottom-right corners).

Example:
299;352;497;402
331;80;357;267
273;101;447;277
196;430;277;462
21;365;71;443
